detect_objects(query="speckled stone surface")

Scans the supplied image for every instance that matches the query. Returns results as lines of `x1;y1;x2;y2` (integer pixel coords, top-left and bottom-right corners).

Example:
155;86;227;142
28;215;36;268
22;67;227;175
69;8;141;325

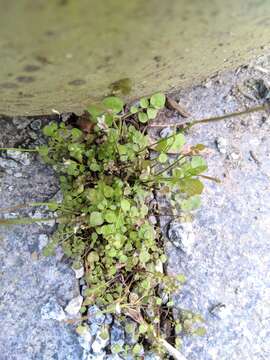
1;54;270;359
163;55;270;360
0;117;83;360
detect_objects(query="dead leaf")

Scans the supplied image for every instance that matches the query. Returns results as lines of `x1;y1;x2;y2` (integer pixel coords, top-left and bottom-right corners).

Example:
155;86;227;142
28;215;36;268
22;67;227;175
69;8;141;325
124;307;144;324
166;97;190;118
77;111;95;133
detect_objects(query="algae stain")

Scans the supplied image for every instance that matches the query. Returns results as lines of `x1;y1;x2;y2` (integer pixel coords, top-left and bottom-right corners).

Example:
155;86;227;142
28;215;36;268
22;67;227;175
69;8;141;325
109;77;132;95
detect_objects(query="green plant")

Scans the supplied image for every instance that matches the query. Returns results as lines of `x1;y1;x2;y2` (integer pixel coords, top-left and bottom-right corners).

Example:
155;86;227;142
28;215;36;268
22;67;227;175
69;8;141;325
35;93;208;358
1;100;269;357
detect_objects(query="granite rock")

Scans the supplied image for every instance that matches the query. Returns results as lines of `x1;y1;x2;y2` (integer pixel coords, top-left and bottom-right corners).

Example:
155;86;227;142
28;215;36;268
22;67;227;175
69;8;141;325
0;116;83;360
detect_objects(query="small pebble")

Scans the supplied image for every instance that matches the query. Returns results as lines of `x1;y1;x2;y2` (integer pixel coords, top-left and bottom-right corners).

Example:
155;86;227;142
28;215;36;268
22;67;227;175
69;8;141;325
110;321;125;350
160;127;174;138
38;234;49;251
6;150;31;166
167;221;195;254
85;352;106;360
91;325;110;354
149;215;157;225
40;298;66;321
230;152;240;160
78;325;93;351
72;265;84;279
88;305;105;326
30;119;42;131
65;295;83;316
215;137;227;154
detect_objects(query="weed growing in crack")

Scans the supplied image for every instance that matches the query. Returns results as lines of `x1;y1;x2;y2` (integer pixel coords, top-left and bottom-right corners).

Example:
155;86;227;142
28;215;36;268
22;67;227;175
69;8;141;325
36;93;208;358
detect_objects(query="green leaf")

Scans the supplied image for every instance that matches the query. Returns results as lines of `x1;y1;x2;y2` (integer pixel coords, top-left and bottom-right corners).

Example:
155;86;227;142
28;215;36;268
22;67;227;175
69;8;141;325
89;211;104;226
179;178;204;196
103;185;114;198
147;107;158;119
169;133;186;153
111;344;122;354
189;156;207;175
133;344;143;354
181;195;201;212
130;105;139;114
160;254;167;263
120;199;130;212
71;128;83;140
47;202;59;211
155;133;185;153
76;325;88;335
138;323;148;334
192;144;206;152
155;137;174;153
42;244;55;257
150;93;166;109
102;96;124;114
104;210;117;223
138;112;148;123
139;247;151;264
193;327;207;336
87;103;104;120
158;153;168;163
175;323;182;333
139;97;149;108
176;274;186;283
43;122;58;137
141;279;151;289
191;156;207;169
38;145;49;157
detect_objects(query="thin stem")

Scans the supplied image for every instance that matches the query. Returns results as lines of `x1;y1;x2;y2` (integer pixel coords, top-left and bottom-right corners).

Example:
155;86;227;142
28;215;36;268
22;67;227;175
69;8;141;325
157;338;187;360
139;103;269;153
155;154;187;177
0;147;38;152
0;202;56;213
199;174;221;183
0;216;62;226
188;103;268;128
0;214;86;226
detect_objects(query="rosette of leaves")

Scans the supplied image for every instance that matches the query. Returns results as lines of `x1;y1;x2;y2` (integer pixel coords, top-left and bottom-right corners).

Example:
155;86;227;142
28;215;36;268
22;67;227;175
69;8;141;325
39;93;207;359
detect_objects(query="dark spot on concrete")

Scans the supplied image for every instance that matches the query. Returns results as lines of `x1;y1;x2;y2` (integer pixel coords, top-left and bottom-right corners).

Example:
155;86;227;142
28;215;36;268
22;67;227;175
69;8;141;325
45;31;56;37
16;76;35;83
16;102;28;106
35;55;52;65
59;0;68;5
0;82;18;89
109;78;132;95
153;55;162;63
68;79;86;86
24;65;41;72
18;92;34;98
104;55;112;63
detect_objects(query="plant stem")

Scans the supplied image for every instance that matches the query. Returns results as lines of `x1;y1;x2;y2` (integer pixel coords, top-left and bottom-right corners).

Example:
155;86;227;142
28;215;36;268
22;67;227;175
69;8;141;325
0;217;60;225
0;202;55;213
139;103;269;153
155;155;187;177
199;174;221;183
0;147;38;152
157;338;187;360
187;103;268;128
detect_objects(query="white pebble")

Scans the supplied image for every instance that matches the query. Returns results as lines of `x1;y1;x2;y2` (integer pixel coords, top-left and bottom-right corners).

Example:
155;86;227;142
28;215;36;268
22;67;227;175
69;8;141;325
65;295;83;316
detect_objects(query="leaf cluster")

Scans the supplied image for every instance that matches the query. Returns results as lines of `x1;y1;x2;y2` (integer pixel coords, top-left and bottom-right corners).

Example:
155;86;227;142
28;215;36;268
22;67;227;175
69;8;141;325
39;93;207;357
